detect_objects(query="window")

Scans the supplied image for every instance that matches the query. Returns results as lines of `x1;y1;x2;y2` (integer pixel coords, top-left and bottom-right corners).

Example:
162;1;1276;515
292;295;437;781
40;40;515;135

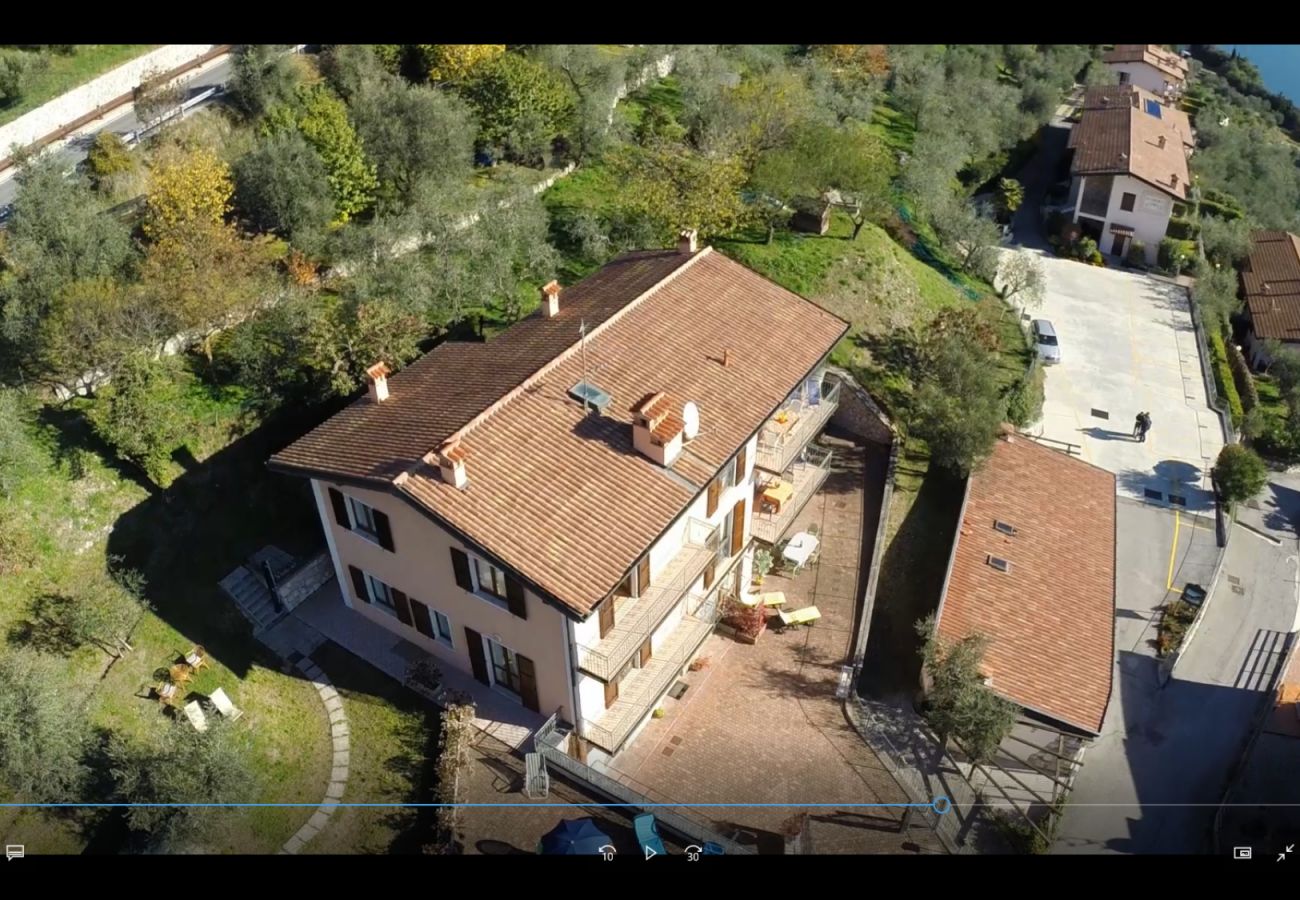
327;487;394;551
986;555;1011;574
993;520;1018;536
486;637;522;697
347;496;379;539
364;572;396;612
1118;71;1130;84
434;609;452;642
474;556;510;601
1120;192;1137;212
409;597;453;647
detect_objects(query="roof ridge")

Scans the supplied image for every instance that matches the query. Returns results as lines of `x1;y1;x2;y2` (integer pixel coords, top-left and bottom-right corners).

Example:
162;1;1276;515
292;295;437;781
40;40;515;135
393;247;715;482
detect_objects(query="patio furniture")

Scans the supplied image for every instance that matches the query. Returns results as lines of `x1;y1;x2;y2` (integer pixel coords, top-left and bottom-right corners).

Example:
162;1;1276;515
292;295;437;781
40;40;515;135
155;681;181;707
702;841;725;855
183;700;208;732
209;687;244;722
634;813;667;858
169;663;194;686
760;479;795;514
539;817;612;855
781;532;820;572
778;605;821;628
185;645;209;671
757;591;786;608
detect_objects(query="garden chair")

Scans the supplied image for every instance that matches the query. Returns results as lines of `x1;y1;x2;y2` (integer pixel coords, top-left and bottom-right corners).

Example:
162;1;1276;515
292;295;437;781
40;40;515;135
185;645;209;672
209;687;244;722
155;681;181;707
169;663;194;686
634;814;667;858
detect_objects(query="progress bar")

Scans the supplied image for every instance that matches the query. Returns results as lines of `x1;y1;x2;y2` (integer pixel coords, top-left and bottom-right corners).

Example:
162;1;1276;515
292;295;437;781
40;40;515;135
4;797;953;811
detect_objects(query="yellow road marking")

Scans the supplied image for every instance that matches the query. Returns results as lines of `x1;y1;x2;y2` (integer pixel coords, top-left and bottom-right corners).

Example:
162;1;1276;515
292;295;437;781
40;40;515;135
1166;509;1181;591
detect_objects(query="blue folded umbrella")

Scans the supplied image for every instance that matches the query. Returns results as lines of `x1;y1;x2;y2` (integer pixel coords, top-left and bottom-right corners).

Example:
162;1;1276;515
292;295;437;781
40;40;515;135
539;817;614;855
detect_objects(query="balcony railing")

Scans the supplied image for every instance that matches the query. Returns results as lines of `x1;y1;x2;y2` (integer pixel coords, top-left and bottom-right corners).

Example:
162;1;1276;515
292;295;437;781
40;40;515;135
751;445;833;544
583;578;727;753
577;518;719;682
756;377;840;474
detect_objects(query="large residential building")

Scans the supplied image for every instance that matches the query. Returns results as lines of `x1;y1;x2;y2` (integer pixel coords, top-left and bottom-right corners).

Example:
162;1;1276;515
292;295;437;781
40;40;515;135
1065;86;1191;264
1101;44;1190;100
934;430;1116;737
269;234;848;759
1241;230;1300;367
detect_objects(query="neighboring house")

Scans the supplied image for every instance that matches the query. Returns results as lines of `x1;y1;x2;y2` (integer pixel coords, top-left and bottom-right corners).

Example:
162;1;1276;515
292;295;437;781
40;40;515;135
1081;84;1195;155
1064;92;1190;263
934;430;1116;738
1241;230;1300;367
1101;44;1190;100
269;233;848;760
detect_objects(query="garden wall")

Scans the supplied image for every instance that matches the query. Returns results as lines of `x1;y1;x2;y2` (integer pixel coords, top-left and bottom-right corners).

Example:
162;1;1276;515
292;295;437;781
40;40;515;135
275;552;333;612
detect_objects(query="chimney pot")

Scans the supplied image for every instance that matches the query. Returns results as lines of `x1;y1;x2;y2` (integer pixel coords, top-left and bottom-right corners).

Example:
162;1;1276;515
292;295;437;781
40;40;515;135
541;279;561;318
366;362;391;403
678;228;699;255
436;440;468;489
1157;134;1166;149
722;349;732;368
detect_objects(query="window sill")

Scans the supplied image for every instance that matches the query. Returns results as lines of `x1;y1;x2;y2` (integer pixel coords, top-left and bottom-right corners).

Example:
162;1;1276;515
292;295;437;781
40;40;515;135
490;684;523;705
471;590;510;612
348;527;382;548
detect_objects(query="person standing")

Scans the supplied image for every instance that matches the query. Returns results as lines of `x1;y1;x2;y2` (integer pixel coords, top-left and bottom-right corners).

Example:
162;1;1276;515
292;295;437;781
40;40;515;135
1133;412;1145;439
1138;411;1152;443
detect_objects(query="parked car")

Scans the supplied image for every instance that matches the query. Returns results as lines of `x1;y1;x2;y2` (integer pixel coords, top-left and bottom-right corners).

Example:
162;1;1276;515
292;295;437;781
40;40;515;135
1031;319;1061;365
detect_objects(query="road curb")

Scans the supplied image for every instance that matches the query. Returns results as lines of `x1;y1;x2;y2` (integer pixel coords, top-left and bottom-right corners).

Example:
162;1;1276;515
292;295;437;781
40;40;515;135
1234;518;1283;545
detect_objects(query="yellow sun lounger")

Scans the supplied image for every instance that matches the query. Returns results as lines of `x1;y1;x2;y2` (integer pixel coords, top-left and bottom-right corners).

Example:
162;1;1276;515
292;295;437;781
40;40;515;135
778;605;821;627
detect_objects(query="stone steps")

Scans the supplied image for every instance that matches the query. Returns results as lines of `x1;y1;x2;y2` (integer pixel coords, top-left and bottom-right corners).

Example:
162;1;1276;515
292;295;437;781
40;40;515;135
219;565;284;632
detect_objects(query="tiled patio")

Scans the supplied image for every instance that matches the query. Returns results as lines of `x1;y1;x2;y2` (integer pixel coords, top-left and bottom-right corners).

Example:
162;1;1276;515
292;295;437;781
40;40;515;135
596;438;945;854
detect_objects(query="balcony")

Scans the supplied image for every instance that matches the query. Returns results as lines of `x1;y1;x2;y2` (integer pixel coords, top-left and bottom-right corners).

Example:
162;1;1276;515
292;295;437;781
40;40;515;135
583;582;726;753
755;377;840;474
751;445;833;544
577;518;719;682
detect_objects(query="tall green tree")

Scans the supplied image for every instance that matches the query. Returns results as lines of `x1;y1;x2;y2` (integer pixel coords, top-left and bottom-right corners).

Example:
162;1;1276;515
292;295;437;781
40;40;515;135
266;84;378;223
233;129;335;251
531;44;622;162
931;197;1003;276
88;355;184;486
25;564;150;657
459;52;576;165
1213;444;1268;504
228;44;301;120
0;649;89;803
909;321;1008;475
608;141;749;241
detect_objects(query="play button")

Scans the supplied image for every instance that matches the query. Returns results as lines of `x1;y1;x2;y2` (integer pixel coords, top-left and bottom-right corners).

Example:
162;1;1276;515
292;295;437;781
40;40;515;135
645;846;657;860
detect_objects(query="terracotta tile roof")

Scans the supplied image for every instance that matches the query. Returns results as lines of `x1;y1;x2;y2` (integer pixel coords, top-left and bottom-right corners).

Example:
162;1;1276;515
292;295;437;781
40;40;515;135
936;435;1116;734
1102;44;1190;82
272;248;848;617
1081;84;1195;149
1069;102;1189;199
1243;231;1300;342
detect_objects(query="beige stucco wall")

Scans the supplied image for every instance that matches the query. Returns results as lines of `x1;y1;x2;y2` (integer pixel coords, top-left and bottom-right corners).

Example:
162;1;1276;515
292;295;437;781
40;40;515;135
1108;60;1181;97
1073;173;1174;265
311;478;574;721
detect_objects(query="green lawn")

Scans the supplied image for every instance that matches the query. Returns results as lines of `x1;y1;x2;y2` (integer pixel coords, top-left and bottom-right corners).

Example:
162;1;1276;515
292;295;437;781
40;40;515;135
0;45;157;128
868;95;916;154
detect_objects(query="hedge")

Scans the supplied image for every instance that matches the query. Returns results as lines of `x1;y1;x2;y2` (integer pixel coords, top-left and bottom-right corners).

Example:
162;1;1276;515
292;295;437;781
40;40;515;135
1198;198;1244;222
1165;216;1201;240
1159;237;1198;275
1209;328;1245;428
1226;340;1259;412
1202;187;1246;214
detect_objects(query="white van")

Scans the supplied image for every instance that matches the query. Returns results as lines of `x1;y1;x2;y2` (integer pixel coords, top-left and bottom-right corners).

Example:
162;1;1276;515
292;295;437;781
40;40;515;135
1031;319;1061;365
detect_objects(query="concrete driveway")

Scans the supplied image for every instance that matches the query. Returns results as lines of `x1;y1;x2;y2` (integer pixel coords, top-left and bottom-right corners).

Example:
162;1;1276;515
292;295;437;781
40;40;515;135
1029;255;1226;512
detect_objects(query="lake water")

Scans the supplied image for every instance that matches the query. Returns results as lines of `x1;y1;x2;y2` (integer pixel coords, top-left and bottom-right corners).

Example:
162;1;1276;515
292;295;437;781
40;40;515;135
1226;45;1300;103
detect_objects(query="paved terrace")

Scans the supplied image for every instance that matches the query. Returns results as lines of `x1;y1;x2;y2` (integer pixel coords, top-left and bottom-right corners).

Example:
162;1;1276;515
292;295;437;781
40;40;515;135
595;439;945;854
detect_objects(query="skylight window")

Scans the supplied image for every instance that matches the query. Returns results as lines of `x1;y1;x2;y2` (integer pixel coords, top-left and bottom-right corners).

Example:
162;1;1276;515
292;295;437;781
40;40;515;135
568;380;612;412
986;555;1011;574
993;520;1018;536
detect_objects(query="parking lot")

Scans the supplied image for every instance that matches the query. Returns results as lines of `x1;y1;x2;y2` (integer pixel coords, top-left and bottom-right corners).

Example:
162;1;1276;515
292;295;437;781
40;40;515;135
1030;255;1226;511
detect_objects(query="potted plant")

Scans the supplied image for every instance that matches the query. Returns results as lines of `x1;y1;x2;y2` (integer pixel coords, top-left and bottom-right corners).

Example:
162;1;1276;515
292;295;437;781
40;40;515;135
752;549;773;587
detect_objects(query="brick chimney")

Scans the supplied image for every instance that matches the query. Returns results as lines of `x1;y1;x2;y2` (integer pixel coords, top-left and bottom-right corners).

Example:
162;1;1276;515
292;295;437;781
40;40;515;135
678;228;698;255
541;279;561;318
366;362;391;403
1157;134;1167;149
436;440;468;489
630;391;685;467
1170;173;1179;189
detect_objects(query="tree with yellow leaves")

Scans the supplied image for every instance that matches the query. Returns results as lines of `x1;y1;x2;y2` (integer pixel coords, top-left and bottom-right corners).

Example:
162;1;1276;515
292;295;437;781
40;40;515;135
417;44;505;83
142;147;233;243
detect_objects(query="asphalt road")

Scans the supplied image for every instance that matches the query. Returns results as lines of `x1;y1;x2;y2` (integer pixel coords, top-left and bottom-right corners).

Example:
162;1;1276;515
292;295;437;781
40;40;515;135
0;57;233;213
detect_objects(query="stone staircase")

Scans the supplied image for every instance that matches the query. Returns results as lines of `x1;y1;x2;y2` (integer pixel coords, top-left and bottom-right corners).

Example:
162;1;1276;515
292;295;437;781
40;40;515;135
219;546;297;632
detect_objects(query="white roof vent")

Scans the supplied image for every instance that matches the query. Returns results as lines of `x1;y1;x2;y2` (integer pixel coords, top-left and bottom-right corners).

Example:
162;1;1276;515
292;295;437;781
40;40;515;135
682;401;700;441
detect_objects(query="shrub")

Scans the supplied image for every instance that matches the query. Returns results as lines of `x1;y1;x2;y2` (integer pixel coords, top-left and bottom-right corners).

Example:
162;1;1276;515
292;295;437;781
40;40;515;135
1227;341;1259;412
1089;249;1105;266
881;209;917;249
1213;443;1268;504
86;132;135;185
1075;236;1098;261
1005;362;1045;428
1158;237;1197;275
1126;239;1147;267
1202;187;1246;216
1208;329;1245;428
1198;197;1244;222
1165;216;1201;240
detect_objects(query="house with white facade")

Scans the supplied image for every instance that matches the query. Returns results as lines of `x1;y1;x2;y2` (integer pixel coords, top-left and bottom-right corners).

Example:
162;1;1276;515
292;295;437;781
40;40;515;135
1101;44;1190;100
1064;87;1191;264
269;232;848;760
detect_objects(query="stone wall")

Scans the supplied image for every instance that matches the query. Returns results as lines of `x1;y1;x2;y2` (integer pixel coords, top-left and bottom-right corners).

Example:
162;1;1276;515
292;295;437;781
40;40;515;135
275;552;333;613
0;45;218;158
827;367;894;446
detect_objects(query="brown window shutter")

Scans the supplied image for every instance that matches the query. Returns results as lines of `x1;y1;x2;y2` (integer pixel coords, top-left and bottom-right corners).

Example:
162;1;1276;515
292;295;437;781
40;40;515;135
465;627;489;685
374;509;394;552
598;600;615;639
450;548;473;591
505;576;527;619
703;560;716;590
409;598;435;639
391;587;414;626
730;498;746;555
329;487;350;528
517;652;540;712
735;444;747;484
639;638;652;666
604;678;619;707
707;479;721;517
348;565;370;604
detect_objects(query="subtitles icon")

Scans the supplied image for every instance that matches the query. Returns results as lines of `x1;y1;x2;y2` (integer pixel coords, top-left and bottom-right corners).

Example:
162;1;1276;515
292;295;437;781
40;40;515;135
1233;847;1252;860
5;845;24;861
